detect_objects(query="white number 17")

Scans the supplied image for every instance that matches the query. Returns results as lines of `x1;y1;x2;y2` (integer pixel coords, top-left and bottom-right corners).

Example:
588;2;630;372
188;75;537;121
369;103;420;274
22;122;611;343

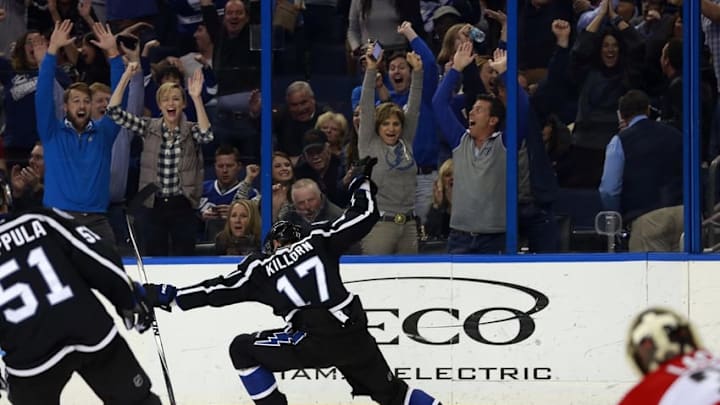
276;256;328;306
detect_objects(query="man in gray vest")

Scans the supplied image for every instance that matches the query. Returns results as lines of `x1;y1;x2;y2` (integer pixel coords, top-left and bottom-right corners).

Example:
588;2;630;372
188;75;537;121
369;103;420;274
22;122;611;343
598;89;683;251
432;42;509;253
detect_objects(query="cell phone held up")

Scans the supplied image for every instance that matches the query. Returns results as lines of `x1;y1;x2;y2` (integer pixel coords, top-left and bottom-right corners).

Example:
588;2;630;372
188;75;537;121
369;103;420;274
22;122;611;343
371;41;383;61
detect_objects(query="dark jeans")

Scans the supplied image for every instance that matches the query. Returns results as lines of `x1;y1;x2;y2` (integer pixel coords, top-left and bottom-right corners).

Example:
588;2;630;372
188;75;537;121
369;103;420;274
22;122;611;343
143;195;198;256
519;202;560;253
447;229;505;254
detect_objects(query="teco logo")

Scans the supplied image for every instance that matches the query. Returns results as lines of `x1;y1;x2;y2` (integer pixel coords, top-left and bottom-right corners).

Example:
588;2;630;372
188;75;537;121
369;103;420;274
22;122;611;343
347;276;549;346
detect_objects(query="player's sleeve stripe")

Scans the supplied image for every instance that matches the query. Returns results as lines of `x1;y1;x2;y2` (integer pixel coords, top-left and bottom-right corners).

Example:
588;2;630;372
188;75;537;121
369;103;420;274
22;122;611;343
309;187;375;238
178;258;261;296
328;293;354;323
19;215;130;287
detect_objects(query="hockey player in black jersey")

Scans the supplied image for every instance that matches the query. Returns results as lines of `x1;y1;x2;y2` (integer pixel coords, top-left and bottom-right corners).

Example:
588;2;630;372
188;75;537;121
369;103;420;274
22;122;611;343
0;207;161;404
143;157;443;405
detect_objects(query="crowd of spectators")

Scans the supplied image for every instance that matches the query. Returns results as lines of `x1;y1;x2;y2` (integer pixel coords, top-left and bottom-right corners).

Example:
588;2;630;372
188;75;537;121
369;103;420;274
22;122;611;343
0;0;712;256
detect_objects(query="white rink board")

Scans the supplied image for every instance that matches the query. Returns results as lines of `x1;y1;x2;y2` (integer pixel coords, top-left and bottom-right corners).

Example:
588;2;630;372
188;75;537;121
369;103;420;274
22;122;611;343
3;258;720;405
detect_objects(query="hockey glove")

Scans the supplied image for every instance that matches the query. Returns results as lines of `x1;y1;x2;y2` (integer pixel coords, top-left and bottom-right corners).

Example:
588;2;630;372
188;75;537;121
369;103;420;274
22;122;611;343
119;302;154;334
355;156;378;178
118;282;154;333
143;283;178;312
348;156;378;194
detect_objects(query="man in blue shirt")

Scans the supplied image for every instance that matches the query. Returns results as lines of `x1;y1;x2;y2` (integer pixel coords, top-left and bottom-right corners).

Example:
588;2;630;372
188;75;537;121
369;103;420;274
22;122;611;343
35;20;123;243
598;89;683;251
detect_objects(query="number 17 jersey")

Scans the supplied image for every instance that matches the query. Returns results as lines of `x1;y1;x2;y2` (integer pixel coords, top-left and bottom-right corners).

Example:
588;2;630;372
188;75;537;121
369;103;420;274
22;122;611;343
173;183;379;321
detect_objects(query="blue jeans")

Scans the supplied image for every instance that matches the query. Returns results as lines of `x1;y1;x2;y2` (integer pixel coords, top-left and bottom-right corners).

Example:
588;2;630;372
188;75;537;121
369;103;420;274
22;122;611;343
447;230;505;254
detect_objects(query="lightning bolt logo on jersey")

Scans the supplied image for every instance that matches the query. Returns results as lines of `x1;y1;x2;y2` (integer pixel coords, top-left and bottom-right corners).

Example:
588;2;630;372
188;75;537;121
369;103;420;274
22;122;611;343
254;331;307;347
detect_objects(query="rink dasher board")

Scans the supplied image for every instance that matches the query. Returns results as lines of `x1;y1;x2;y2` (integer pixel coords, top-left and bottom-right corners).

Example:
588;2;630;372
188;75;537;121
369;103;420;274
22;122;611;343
2;256;718;405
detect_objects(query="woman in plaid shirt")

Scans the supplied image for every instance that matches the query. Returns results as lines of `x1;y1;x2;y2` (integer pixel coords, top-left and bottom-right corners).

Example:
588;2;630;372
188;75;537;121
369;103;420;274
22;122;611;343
106;62;214;256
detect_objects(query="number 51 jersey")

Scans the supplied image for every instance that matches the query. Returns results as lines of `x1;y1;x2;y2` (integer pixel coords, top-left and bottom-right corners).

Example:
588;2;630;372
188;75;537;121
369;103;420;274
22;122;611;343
0;208;136;377
173;183;380;322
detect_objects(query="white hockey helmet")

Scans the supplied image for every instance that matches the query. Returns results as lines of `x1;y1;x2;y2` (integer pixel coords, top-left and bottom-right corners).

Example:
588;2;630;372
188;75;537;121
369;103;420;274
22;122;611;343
627;307;699;375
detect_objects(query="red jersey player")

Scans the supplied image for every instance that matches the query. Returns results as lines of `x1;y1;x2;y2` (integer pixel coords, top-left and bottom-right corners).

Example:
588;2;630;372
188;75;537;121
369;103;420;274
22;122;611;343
619;307;720;405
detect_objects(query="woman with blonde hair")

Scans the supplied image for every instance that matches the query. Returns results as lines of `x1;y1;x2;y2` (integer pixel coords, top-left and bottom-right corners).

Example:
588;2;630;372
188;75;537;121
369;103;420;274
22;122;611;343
437;23;468;69
107;62;213;256
358;43;423;254
315;111;351;169
215;199;261;255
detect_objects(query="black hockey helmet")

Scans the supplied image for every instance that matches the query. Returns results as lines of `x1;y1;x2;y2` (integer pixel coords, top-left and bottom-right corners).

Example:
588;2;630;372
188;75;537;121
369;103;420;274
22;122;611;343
627;307;699;375
263;221;302;254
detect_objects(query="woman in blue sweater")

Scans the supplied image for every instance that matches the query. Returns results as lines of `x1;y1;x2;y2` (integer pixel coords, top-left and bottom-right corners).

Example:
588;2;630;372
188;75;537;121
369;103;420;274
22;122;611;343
1;31;69;167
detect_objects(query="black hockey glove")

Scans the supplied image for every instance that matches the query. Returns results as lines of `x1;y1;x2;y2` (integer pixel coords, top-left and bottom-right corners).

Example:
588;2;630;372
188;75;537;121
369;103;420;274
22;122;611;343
348;156;378;194
118;282;154;333
143;283;178;312
121;302;154;334
354;156;378;178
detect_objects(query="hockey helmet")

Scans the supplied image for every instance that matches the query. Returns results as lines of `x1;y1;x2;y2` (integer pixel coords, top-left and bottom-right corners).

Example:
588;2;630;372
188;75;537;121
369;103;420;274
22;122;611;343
627;307;699;375
263;221;302;254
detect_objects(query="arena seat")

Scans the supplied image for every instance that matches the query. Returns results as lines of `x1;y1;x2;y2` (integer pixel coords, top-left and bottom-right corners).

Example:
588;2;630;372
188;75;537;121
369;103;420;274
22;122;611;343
554;188;607;252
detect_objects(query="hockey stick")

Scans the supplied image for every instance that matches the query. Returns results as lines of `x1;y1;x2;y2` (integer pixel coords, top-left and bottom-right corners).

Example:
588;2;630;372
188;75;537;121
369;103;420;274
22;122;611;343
125;183;177;405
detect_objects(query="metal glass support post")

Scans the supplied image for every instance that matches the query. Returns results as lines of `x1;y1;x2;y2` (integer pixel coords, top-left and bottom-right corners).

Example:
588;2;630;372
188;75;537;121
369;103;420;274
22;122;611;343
260;0;273;240
683;0;701;252
506;1;519;254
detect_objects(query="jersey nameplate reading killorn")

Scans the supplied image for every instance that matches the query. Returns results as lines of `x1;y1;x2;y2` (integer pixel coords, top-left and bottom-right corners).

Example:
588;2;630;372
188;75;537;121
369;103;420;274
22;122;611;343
265;241;315;276
0;220;48;254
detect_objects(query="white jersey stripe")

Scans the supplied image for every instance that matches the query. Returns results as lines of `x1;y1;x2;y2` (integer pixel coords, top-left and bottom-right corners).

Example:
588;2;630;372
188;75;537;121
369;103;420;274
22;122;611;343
237;366;260;376
3;214;132;288
6;326;118;377
178;258;262;297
